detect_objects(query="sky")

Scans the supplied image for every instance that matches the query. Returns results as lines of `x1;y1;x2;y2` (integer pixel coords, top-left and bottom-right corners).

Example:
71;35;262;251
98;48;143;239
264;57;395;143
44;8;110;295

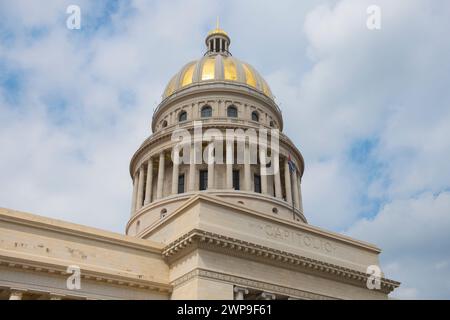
0;0;449;299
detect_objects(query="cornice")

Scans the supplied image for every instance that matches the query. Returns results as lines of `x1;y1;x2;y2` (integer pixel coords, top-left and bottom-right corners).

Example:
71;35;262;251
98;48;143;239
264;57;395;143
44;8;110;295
0;253;172;294
127;190;307;233
137;193;378;253
172;268;337;300
129;122;304;177
163;229;400;295
153;81;283;129
0;208;164;254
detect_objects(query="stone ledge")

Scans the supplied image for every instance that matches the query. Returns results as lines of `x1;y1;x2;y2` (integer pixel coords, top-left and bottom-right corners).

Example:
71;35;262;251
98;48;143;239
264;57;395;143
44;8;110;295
171;268;336;300
163;229;400;294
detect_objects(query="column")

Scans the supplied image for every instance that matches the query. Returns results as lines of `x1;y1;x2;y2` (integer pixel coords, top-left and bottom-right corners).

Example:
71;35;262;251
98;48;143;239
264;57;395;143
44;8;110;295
144;158;153;205
193;103;199;119
188;144;196;191
136;165;145;210
9;290;24;300
284;158;292;204
260;146;268;194
244;143;251;191
233;287;249;300
130;172;138;215
207;144;215;189
274;154;282;198
218;100;225;117
156;151;165;199
292;169;300;210
171;147;180;194
226;140;233;189
298;176;304;213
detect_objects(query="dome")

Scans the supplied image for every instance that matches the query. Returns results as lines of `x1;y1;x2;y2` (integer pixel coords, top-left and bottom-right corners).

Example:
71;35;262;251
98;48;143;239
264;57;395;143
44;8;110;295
162;26;273;100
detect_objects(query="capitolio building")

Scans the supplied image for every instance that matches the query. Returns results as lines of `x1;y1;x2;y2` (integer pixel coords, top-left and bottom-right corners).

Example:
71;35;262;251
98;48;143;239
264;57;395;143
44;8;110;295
0;26;399;300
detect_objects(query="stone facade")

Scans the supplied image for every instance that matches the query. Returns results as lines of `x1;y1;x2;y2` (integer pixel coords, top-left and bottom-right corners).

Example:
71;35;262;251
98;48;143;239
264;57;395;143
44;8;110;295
0;27;399;300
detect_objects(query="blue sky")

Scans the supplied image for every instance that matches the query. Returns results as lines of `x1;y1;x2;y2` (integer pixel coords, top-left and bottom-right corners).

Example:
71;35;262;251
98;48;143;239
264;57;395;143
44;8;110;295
1;0;450;299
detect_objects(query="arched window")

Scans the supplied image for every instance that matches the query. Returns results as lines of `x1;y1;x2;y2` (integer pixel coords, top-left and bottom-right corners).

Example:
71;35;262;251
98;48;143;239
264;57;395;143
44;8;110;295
179;111;187;122
227;105;238;118
162;120;168;128
270;120;275;127
251;111;259;122
201;105;212;118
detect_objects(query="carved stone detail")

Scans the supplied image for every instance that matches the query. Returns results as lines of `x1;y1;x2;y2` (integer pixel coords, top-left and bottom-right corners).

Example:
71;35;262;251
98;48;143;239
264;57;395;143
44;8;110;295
163;229;400;294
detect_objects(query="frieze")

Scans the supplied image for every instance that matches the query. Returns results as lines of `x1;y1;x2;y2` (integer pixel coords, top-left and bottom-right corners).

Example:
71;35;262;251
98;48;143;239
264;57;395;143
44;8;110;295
249;222;337;255
162;229;400;294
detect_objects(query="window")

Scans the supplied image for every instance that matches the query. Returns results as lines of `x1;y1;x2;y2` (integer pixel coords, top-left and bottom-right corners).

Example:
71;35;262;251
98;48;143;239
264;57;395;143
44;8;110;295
227;105;238;118
215;38;220;52
254;174;261;193
199;170;208;190
270;120;275;127
201;105;212;118
251;111;259;122
233;170;240;190
162;120;168;128
179;111;187;122
178;174;185;194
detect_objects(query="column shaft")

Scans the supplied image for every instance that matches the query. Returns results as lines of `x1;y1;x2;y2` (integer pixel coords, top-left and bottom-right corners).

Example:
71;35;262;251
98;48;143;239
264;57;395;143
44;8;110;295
274;154;282;198
156;152;165;199
130;172;138;215
226;140;233;189
292;169;300;209
144;159;153;205
244;143;251;191
260;146;268;194
298;176;304;213
136;166;145;210
284;158;292;204
171;147;180;194
188;145;196;191
207;144;215;189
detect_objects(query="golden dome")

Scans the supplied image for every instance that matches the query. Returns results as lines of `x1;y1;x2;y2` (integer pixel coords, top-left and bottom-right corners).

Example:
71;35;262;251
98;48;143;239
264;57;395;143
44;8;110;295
162;25;273;100
207;28;228;37
162;55;273;99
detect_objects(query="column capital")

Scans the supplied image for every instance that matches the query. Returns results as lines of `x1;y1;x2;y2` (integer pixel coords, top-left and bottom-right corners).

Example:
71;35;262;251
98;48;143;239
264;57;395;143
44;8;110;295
233;286;249;294
233;286;249;300
258;292;276;300
9;289;25;300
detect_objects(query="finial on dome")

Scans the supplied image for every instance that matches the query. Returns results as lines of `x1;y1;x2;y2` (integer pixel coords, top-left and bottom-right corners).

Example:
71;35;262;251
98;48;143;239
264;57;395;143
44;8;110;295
205;18;231;56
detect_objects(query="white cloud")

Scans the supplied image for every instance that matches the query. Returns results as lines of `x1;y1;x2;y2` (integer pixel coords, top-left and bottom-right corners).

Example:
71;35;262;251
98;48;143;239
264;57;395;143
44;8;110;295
347;192;450;299
1;0;450;298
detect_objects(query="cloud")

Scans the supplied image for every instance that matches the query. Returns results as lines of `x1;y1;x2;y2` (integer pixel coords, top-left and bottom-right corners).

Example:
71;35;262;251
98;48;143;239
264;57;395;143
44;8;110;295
0;0;449;298
267;0;450;298
346;192;450;299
